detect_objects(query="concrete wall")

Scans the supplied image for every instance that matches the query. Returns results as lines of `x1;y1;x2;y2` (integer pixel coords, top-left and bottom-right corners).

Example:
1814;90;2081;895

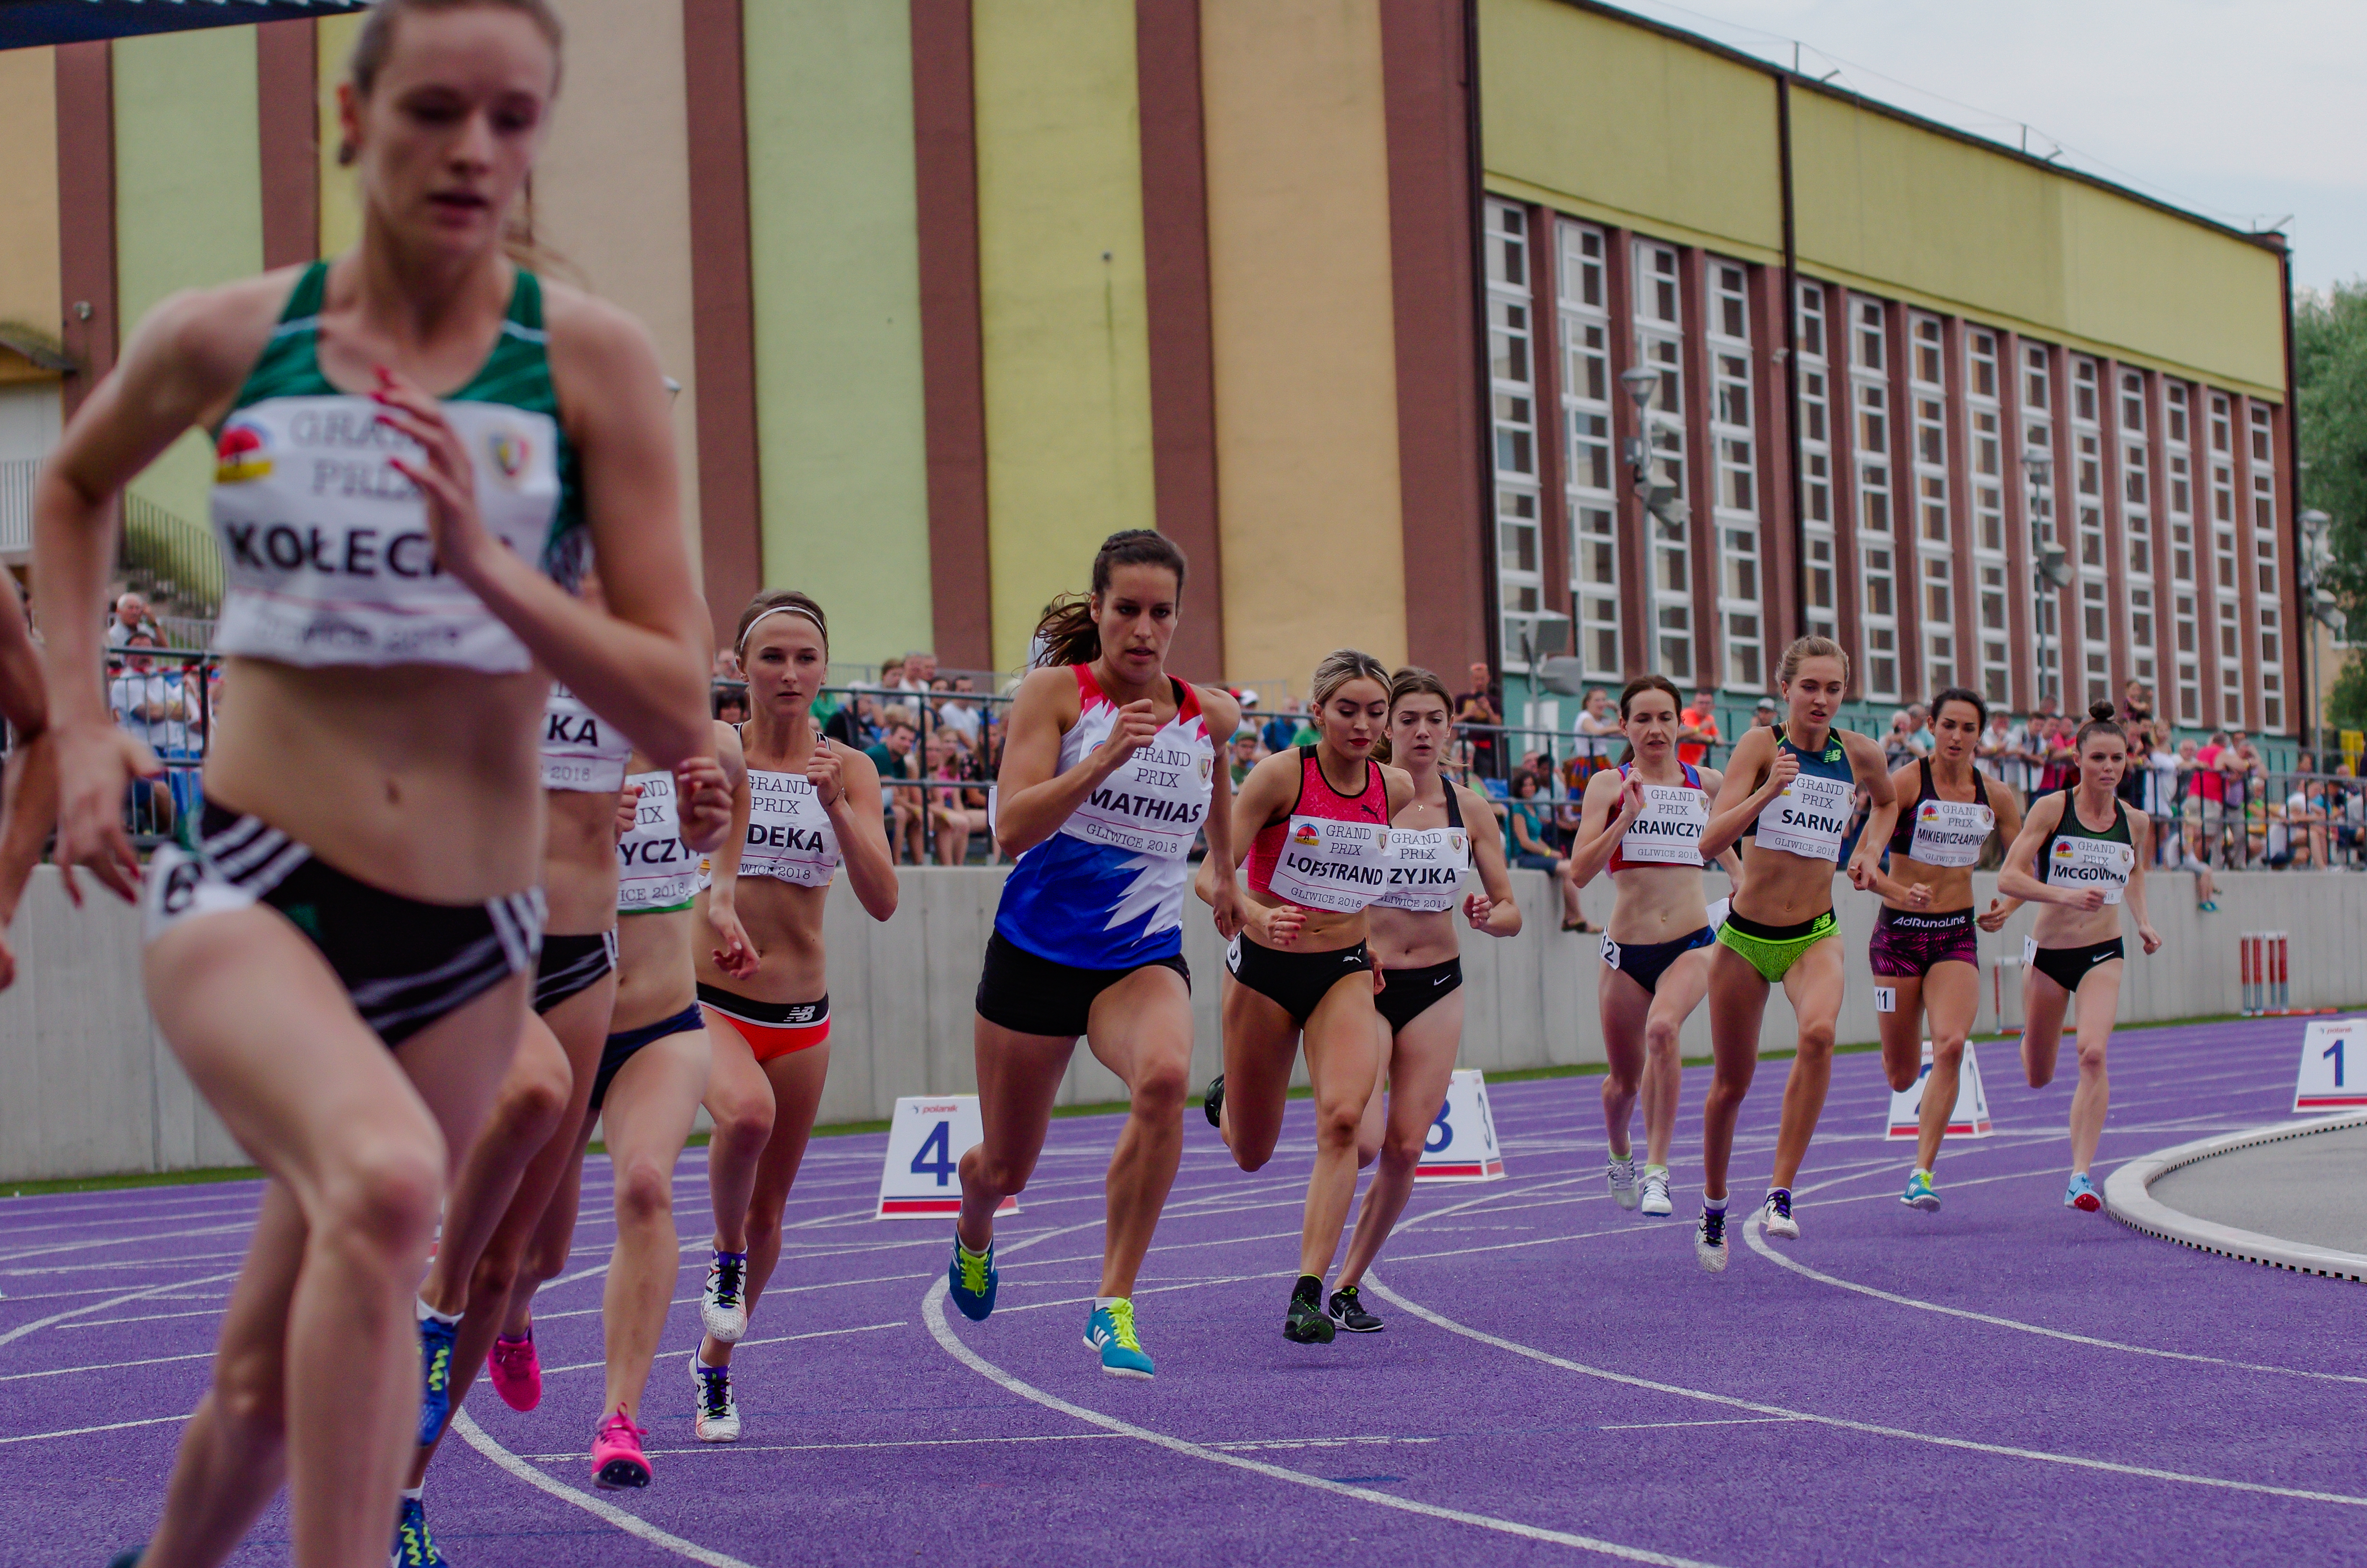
7;863;2363;1184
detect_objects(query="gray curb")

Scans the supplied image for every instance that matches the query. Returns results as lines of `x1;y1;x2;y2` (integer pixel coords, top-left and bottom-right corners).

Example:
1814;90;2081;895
2103;1112;2367;1283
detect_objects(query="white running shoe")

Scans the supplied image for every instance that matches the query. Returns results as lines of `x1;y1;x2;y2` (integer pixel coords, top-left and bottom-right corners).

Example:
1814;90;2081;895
1606;1154;1638;1210
700;1249;749;1343
691;1356;740;1443
1759;1188;1799;1240
1694;1207;1729;1272
1639;1166;1673;1217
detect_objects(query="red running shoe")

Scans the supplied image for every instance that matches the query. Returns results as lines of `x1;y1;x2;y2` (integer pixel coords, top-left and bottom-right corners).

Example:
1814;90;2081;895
591;1405;650;1490
487;1329;541;1412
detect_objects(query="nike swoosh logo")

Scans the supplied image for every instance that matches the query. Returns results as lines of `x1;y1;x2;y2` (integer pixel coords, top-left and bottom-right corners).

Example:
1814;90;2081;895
1433;974;1452;986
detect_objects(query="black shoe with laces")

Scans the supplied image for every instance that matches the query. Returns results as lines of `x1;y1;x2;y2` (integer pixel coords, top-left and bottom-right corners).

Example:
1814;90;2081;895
1282;1275;1335;1344
1327;1285;1383;1334
1202;1074;1225;1130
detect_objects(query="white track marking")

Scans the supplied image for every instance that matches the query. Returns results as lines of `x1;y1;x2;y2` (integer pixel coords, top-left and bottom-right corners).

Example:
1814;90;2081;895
518;1432;1124;1461
57;1307;228;1329
449;1411;759;1568
540;1319;908;1374
0;1270;241;1351
1599;1418;1804;1431
0;1350;213;1383
923;1230;1728;1567
1360;1271;2367;1509
1739;1218;2367;1386
0;1412;192;1445
0;1222;254;1267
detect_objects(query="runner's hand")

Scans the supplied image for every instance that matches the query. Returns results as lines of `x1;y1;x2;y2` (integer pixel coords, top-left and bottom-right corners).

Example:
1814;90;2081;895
1975;896;2010;933
1616;771;1647;824
1844;856;1879;892
807;739;845;808
1091;700;1161;774
2066;887;2105;912
1209;877;1247;941
1259;903;1307;948
1763;749;1799;797
674;756;733;852
614;782;642;840
1463;891;1494;929
2137;921;2163;956
51;721;156;905
709;904;759;979
1902;880;1933;909
372;368;496;586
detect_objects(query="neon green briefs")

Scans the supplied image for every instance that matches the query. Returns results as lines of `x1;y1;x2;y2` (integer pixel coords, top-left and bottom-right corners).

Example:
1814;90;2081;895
1716;908;1837;983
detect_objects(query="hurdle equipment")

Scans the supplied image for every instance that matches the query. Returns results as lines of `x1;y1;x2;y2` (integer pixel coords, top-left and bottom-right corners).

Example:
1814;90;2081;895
2240;931;2292;1017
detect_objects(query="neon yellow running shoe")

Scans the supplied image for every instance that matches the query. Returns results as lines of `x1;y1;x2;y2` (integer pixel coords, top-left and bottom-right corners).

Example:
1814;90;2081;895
1084;1300;1154;1378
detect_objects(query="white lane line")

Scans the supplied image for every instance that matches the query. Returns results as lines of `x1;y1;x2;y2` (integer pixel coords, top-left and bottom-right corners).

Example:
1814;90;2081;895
0;1350;213;1384
0;1270;242;1351
0;1222;254;1267
1739;1218;2367;1386
922;1230;1727;1568
517;1432;1123;1461
450;1410;758;1568
0;1413;192;1445
1599;1418;1804;1431
1359;1270;2367;1509
57;1307;227;1330
540;1320;908;1375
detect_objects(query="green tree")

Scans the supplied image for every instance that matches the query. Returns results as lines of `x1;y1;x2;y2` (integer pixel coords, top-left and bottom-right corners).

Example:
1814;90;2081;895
2296;284;2367;618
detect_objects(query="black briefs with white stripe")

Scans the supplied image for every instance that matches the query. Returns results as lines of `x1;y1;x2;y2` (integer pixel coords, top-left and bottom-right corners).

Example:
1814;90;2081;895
534;930;618;1015
146;802;546;1049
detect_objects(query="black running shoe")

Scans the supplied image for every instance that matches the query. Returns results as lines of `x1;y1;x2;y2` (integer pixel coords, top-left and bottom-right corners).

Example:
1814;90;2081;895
1283;1277;1335;1344
1328;1285;1383;1334
1202;1074;1225;1130
108;1553;144;1568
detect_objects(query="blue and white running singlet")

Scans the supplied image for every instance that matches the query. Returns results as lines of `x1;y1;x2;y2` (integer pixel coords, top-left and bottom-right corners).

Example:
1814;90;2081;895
992;666;1215;970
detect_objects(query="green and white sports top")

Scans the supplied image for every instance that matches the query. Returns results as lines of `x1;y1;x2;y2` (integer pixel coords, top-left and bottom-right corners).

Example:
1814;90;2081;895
209;261;587;671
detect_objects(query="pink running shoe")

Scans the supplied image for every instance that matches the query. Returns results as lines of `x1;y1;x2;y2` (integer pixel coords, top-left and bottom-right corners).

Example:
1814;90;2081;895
487;1330;541;1412
591;1405;650;1490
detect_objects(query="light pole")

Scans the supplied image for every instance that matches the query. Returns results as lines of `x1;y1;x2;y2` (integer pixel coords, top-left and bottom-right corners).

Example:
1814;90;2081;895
2299;507;2335;758
1621;365;1689;681
2023;451;2070;710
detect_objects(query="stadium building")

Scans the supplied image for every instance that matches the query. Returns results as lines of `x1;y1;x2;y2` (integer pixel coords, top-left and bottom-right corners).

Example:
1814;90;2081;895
0;0;2300;748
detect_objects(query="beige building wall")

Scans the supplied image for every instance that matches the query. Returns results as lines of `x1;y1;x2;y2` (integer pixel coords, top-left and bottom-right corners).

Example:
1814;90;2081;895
0;47;62;382
525;0;705;576
1200;0;1408;691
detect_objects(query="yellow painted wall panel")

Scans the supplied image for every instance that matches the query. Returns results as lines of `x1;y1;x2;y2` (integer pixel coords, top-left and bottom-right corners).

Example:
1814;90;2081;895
1200;0;1408;691
0;48;61;368
2057;180;2285;394
973;0;1157;671
1478;0;1780;259
317;12;365;258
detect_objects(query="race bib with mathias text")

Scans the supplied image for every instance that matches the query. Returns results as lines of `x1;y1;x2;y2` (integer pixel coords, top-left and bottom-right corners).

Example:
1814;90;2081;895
1058;739;1213;860
1267;815;1398;914
1374;824;1470;912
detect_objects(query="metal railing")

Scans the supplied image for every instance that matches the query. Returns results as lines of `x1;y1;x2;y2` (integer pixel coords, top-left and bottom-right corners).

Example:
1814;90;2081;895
0;457;34;554
121;493;224;618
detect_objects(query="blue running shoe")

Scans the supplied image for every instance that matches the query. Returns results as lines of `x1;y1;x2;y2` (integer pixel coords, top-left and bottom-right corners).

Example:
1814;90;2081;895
1084;1301;1154;1378
1902;1169;1940;1212
416;1313;457;1447
2064;1172;2102;1212
392;1494;444;1568
947;1236;998;1321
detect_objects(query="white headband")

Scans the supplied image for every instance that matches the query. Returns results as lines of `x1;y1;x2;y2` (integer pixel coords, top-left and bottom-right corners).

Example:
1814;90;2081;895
737;603;826;653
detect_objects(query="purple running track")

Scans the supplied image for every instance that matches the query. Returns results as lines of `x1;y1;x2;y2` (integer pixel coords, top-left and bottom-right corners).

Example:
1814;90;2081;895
8;1014;2364;1567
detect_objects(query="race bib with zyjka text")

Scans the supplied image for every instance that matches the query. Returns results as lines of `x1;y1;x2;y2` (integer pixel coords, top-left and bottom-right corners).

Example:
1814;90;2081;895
1374;825;1470;912
1267;816;1397;914
1752;771;1854;862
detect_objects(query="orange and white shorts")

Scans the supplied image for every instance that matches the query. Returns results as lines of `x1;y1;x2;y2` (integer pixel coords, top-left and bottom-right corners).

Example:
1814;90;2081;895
697;984;830;1063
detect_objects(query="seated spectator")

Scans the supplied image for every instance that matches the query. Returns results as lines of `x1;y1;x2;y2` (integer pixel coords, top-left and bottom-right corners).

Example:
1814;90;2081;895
108;634;190;835
1456;663;1503;778
894;650;937;692
866;707;922;863
1229;727;1261;787
1751;695;1777;729
105;590;162;650
1501;770;1593;933
826;689;883;749
923;729;975;865
711;646;744;682
938;676;984;746
1260;698;1301;758
1977;710;2013;781
1572;688;1621;778
873;654;906;692
714;689;748;725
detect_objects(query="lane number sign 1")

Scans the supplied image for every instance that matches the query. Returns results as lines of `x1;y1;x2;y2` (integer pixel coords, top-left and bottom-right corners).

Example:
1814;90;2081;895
2294;1018;2367;1112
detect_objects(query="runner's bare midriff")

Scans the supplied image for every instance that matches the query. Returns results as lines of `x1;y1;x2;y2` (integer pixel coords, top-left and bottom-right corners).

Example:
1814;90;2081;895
545;788;622;935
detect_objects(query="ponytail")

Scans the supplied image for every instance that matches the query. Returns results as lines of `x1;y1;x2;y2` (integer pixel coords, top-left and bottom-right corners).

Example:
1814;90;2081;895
1031;529;1190;669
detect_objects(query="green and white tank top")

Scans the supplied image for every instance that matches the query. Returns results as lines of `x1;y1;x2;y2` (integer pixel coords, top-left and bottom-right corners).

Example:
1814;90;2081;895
2040;796;2135;904
209;261;586;670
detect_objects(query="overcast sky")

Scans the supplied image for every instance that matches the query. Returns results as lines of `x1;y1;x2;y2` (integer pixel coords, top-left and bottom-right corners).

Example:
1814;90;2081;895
1606;0;2367;297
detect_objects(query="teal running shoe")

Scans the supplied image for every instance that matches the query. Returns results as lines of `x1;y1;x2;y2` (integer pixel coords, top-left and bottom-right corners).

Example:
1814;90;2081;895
392;1494;444;1567
1084;1300;1154;1378
1902;1169;1940;1212
948;1235;998;1321
2064;1172;2102;1212
416;1313;457;1446
107;1552;144;1568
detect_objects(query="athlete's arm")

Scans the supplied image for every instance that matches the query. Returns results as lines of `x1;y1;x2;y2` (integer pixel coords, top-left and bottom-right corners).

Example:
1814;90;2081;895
1194;745;1305;946
826;739;901;923
1198;688;1246;941
1858;761;1928;905
989;666;1152;859
2123;807;2162;954
674;719;739;855
1700;727;1787;860
1458;783;1522;937
1979;780;2028;930
696;721;758;978
1563;768;1633;888
375;293;708;770
1843;732;1900;892
1997;793;2096;909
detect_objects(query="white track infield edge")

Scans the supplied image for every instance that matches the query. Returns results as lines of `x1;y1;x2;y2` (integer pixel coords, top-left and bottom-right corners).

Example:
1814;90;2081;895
2104;1112;2367;1284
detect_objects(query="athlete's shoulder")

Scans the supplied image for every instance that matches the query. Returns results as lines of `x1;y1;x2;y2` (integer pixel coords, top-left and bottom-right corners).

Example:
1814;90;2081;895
1011;663;1085;715
832;734;882;787
128;269;305;402
1379;761;1416;804
1696;764;1726;797
1838;727;1888;766
1191;683;1238;738
540;279;666;403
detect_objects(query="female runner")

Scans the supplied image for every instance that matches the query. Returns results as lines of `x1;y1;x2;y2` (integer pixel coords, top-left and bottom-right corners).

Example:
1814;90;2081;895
1997;703;2162;1212
950;530;1240;1380
39;3;713;1560
1865;687;2025;1214
577;727;748;1487
1325;668;1519;1333
689;590;897;1440
1694;638;1895;1270
1566;675;1739;1219
1199;649;1409;1345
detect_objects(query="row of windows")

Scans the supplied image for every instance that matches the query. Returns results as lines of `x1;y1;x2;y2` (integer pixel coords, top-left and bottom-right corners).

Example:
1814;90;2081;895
1482;198;2290;731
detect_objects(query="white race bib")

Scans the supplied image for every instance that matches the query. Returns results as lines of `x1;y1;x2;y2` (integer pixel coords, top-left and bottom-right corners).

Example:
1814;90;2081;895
1266;815;1397;914
1907;798;1994;867
618;769;700;913
2048;833;2134;904
740;766;842;887
1619;784;1709;867
1058;741;1212;860
539;684;631;793
1375;824;1470;912
1753;772;1854;861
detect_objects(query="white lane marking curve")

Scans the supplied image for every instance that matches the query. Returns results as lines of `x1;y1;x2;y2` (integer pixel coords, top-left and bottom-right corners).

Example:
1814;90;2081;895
922;1228;1727;1568
0;1269;242;1352
451;1410;759;1568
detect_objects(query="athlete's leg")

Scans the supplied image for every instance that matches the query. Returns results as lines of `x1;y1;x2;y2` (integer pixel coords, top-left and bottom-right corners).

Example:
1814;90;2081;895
1701;943;1768;1203
1640;949;1709;1169
1078;965;1195;1297
1353;1022;1390;1169
2067;962;2123;1175
1766;939;1846;1192
597;1030;711;1423
139;909;519;1568
1913;962;1980;1175
418;1016;571;1323
1335;992;1462;1289
1877;973;1927;1093
956;1019;1074;1252
702;1041;831;1367
410;974;613;1482
1217;975;1301;1172
1297;975;1384;1281
1598;967;1652;1158
701;1017;777;1258
2020;970;2072;1088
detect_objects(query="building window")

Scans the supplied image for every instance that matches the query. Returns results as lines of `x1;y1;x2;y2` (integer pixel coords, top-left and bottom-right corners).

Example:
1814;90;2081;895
2218;598;2244;729
2165;382;2199;725
1909;313;1952;693
1485;200;1544;671
2248;403;2284;729
1797;284;1837;643
1967;329;2008;701
2023;344;2061;705
1851;297;1897;700
2068;357;2109;705
2118;369;2154;688
1636;240;1692;682
1556;219;1620;679
1707;261;1761;690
